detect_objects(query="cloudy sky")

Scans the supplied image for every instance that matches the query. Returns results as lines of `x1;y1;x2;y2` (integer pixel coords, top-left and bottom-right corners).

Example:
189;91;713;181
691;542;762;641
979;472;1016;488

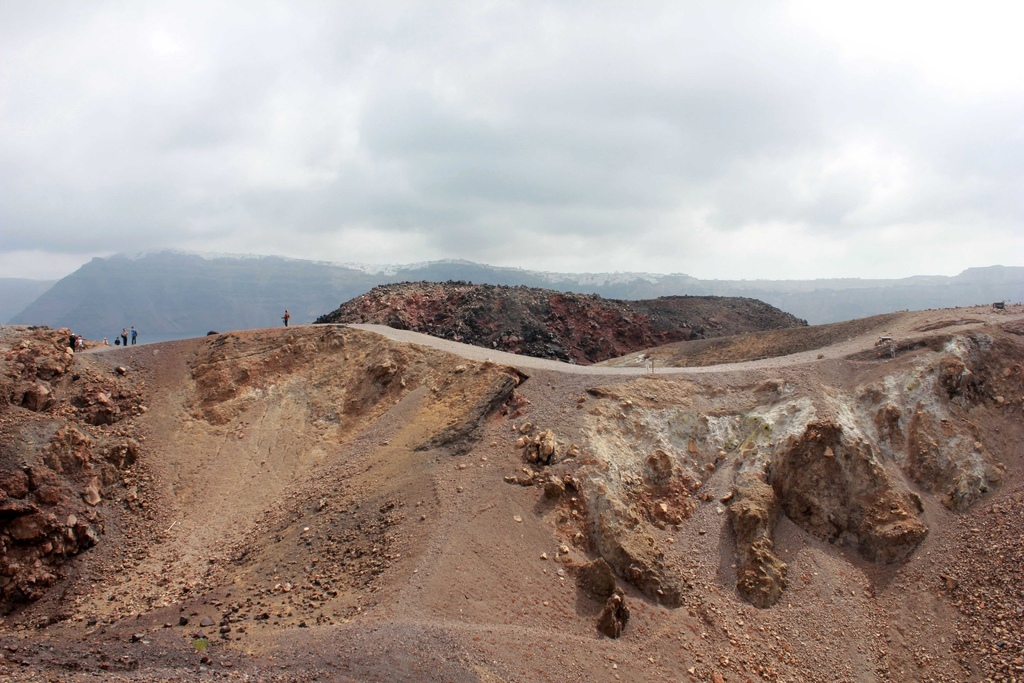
2;1;1022;281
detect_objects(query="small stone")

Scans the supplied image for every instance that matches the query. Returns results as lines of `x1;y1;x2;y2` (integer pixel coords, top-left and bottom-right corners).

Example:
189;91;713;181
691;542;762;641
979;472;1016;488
513;515;522;523
179;616;190;626
200;616;215;627
130;633;145;643
540;553;548;560
82;482;102;507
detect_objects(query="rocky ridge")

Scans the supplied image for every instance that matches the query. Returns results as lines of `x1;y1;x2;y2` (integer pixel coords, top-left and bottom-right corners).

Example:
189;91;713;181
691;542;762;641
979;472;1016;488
316;281;806;364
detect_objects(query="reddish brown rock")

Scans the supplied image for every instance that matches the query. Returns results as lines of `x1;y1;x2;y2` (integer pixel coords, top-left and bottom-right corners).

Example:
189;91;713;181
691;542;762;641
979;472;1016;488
7;512;56;542
576;557;617;599
19;382;52;412
0;470;30;499
596;591;630;638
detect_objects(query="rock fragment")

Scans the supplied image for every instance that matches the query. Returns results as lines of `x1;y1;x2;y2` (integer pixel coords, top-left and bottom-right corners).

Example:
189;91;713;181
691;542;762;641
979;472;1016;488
596;591;629;638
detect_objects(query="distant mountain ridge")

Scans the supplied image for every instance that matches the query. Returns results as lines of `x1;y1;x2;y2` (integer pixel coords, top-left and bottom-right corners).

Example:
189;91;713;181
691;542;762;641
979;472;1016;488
8;251;1023;340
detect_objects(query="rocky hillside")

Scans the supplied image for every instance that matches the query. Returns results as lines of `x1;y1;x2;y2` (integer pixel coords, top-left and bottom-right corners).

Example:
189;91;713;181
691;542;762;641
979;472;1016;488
1;305;1023;682
0;326;146;609
316;281;806;364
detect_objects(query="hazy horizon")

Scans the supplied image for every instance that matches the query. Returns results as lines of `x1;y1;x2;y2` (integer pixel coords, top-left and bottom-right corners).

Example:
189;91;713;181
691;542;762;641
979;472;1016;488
6;249;1024;285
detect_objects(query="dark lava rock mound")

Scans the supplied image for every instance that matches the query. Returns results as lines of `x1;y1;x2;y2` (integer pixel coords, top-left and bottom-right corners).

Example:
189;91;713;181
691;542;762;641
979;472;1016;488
316;282;806;364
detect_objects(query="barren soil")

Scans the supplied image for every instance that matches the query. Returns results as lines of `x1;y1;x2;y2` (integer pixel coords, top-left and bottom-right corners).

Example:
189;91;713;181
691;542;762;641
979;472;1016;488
0;304;1022;682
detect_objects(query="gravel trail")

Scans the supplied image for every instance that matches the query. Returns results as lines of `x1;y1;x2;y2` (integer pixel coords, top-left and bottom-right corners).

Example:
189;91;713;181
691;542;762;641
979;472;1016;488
346;305;1023;375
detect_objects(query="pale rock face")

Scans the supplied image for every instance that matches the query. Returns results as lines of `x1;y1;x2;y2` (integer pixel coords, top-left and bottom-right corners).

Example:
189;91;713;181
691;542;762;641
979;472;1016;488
573;332;1014;609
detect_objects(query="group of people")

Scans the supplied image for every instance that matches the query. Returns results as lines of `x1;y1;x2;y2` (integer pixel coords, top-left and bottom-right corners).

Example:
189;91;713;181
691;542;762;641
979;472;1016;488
67;333;85;352
104;326;138;346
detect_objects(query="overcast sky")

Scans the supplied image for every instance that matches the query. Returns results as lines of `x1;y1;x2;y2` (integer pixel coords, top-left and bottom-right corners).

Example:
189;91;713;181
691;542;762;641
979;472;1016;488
2;1;1022;281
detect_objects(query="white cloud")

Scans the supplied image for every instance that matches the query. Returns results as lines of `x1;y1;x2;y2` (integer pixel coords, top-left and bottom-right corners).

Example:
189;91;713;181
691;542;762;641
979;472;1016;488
1;0;1021;282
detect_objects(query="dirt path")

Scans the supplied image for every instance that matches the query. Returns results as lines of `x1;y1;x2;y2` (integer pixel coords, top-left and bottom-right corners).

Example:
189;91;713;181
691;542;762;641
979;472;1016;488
347;304;1023;375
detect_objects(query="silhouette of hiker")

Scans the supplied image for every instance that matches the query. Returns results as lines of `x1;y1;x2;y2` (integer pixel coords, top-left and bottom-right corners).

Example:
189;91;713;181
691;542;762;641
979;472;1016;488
131;326;137;345
283;310;290;327
121;328;128;347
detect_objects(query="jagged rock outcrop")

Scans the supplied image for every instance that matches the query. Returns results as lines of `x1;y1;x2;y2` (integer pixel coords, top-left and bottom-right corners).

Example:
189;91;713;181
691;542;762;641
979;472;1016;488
582;480;685;607
561;327;1020;610
770;420;927;564
596;590;630;638
729;469;786;608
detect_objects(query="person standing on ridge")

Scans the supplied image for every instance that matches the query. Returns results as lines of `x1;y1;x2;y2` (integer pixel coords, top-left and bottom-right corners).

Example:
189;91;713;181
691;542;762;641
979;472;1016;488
283;310;290;327
121;328;128;347
131;327;137;345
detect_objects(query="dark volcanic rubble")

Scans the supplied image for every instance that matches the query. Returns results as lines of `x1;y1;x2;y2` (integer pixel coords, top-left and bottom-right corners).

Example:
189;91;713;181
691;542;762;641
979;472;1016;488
316;281;806;364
